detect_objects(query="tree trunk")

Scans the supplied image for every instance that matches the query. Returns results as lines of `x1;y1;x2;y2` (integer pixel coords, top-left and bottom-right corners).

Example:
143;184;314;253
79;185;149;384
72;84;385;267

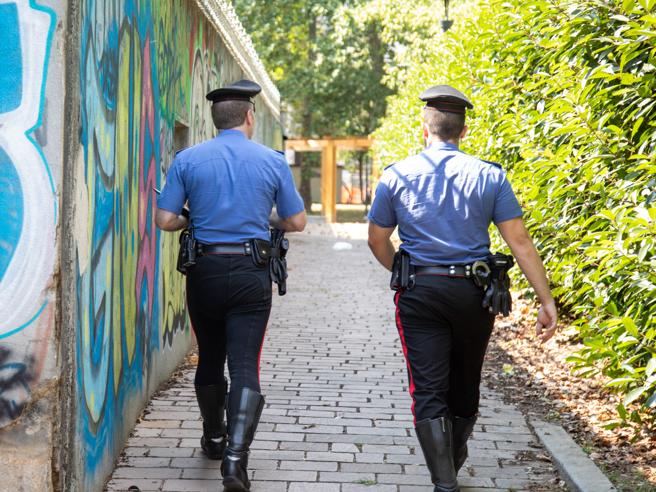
297;151;312;211
357;153;365;205
298;14;317;210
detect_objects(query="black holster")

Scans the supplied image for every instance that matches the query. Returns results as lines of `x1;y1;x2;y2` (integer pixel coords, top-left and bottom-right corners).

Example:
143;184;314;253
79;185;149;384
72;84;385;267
177;227;198;275
268;229;289;296
390;249;415;291
481;253;514;316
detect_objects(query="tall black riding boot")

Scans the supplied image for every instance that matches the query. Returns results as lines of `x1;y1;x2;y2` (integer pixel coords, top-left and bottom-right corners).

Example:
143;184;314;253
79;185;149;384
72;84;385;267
452;415;477;473
221;388;265;492
415;417;459;492
195;383;227;460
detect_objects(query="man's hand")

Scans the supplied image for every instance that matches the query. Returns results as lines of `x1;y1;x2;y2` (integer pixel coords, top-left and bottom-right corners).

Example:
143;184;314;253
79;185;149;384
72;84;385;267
536;301;558;343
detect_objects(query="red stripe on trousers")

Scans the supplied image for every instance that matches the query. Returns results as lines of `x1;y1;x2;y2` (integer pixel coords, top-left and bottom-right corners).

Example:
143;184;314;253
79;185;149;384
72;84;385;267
394;290;417;425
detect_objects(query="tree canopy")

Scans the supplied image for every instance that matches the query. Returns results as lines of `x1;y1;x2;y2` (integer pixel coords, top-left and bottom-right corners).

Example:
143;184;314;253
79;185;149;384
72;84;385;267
232;0;393;137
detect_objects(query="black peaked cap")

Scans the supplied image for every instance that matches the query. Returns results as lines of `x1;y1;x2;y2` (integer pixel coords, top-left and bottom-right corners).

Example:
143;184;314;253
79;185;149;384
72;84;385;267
206;79;262;103
420;85;473;114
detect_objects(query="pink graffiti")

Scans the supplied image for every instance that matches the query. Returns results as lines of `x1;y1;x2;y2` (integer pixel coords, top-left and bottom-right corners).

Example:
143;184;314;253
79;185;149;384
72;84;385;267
136;35;157;321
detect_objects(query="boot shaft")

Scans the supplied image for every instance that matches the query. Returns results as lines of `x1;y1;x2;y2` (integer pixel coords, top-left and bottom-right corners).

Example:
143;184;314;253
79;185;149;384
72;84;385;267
415;417;459;492
227;387;265;452
195;384;227;437
452;415;477;472
222;388;266;492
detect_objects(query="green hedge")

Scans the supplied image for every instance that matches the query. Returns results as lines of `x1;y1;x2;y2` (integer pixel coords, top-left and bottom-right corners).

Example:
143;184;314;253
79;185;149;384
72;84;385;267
375;0;656;425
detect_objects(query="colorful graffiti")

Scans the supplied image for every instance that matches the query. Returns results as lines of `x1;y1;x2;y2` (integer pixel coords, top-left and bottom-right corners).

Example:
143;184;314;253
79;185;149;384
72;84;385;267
0;347;34;421
76;0;279;486
0;0;57;427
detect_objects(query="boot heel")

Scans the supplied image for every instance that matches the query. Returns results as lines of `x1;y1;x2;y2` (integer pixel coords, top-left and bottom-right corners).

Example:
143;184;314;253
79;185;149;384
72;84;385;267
195;384;228;460
222;476;248;491
201;435;226;460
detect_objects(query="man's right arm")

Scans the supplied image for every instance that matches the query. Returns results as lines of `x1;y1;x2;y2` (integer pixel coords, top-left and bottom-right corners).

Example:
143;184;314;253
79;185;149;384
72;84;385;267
496;217;558;343
272;158;307;232
270;209;307;232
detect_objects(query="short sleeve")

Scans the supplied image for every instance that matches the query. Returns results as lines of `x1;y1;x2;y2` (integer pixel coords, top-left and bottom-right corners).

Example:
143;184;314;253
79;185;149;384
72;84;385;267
493;175;523;224
157;156;187;214
368;179;397;228
275;159;305;219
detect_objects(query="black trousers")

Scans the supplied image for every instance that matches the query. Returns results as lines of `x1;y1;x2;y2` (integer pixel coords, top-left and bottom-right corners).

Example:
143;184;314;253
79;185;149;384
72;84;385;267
394;274;495;423
186;255;272;394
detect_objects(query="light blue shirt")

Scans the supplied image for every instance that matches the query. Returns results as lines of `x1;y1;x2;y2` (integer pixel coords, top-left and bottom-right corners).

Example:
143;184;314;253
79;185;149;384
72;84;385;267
158;129;304;244
368;142;523;265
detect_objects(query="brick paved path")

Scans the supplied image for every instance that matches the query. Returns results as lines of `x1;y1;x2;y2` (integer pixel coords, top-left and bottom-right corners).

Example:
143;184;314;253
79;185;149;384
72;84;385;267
107;222;563;492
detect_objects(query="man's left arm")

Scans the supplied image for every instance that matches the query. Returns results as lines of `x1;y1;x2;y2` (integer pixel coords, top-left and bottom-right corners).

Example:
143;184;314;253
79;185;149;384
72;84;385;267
156;156;189;231
155;209;189;231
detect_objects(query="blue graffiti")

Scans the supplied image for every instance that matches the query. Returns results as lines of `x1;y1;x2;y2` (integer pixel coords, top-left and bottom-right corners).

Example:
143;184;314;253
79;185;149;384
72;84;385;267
0;148;24;284
0;3;23;113
0;4;25;284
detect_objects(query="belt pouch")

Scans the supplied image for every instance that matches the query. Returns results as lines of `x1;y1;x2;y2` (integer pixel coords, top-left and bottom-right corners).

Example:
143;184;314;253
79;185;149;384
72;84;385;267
250;239;271;267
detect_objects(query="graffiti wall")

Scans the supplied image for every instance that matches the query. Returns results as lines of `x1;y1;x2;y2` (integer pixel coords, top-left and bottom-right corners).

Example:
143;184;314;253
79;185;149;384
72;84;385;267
0;0;58;427
0;0;65;490
75;0;281;488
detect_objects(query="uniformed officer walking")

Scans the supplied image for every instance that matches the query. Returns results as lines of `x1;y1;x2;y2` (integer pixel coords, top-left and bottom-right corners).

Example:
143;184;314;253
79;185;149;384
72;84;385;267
367;85;558;492
156;79;306;492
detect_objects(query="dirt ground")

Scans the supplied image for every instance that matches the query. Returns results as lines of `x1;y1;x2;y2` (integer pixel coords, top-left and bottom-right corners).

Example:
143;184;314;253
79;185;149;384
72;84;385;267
483;296;656;492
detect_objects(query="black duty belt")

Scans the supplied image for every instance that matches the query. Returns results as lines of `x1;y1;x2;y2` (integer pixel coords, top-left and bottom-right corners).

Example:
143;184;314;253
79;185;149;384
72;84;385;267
415;265;474;278
199;242;252;256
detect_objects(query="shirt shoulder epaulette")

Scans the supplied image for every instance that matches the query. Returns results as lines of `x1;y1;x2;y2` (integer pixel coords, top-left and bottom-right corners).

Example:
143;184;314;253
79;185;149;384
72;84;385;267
274;150;285;156
175;146;189;157
482;159;502;169
384;162;397;171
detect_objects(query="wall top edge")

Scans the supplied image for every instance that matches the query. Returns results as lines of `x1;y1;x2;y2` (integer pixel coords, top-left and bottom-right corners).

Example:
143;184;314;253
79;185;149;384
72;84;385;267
195;0;281;120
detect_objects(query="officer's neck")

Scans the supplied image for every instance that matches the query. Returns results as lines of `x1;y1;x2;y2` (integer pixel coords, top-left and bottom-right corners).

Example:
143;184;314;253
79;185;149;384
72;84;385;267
426;134;459;149
224;125;253;139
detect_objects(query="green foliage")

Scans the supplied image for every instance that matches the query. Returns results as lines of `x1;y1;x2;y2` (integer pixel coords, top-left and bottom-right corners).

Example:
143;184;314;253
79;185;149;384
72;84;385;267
232;0;393;136
375;0;656;425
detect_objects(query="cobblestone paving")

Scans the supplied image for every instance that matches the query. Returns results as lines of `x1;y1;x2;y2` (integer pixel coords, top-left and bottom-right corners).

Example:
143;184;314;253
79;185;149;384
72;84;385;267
107;222;564;492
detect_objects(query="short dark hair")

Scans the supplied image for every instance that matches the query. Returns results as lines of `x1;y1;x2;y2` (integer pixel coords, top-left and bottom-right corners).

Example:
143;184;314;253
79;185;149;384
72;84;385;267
423;107;466;141
211;100;251;130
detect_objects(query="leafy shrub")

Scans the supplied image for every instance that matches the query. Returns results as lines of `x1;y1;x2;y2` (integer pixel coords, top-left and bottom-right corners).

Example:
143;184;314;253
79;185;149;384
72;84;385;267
375;0;656;425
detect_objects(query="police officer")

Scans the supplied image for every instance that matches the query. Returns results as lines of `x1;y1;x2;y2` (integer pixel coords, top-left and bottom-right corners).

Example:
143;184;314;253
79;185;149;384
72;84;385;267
155;79;306;492
367;85;558;492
